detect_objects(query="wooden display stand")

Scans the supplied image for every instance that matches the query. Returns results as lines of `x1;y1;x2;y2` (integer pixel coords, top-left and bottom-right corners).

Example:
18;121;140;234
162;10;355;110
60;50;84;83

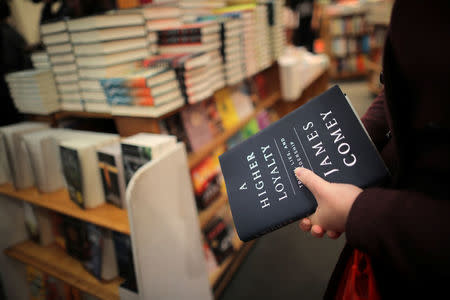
320;6;369;80
1;64;329;300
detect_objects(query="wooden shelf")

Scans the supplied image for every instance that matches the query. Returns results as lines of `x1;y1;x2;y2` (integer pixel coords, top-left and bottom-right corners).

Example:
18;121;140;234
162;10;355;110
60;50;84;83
209;233;244;286
188;90;281;169
0;184;130;235
5;241;123;300
198;194;228;230
55;111;113;120
211;236;255;298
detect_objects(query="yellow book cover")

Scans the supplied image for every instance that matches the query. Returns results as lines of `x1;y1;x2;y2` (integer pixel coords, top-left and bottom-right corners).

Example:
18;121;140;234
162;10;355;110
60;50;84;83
214;88;240;130
26;266;46;300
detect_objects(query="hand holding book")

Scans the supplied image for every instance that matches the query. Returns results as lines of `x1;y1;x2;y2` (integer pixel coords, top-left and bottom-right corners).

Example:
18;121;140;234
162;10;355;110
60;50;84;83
295;167;363;239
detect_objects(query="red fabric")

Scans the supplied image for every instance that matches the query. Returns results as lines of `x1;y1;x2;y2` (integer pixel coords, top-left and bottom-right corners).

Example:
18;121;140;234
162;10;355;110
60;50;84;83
335;250;380;300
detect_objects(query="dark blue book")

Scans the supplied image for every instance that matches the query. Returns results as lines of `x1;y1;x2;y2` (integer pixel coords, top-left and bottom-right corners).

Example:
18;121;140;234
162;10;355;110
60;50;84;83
219;86;389;242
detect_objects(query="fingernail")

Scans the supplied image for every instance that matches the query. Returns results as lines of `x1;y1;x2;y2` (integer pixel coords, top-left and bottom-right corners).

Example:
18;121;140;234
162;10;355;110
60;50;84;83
294;167;301;178
302;218;310;226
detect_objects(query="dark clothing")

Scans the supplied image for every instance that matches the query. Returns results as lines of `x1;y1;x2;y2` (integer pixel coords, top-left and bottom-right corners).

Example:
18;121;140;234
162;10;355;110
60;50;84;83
287;0;315;51
0;22;31;125
325;0;450;298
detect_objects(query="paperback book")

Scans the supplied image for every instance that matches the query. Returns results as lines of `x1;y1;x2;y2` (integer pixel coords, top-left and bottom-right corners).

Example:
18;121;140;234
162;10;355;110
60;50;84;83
219;86;389;241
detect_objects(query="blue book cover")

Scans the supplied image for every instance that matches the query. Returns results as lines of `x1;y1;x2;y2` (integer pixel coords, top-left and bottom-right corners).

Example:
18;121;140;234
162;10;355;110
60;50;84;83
219;86;389;242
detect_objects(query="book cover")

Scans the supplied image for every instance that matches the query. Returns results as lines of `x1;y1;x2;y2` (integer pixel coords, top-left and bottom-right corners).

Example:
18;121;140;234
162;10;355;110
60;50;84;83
62;217;89;261
180;103;214;152
121;144;152;185
83;224;103;280
98;152;123;208
160;113;192;152
204;218;234;264
112;232;138;292
219;86;389;241
60;146;84;208
26;266;47;300
214;88;240;130
191;157;222;210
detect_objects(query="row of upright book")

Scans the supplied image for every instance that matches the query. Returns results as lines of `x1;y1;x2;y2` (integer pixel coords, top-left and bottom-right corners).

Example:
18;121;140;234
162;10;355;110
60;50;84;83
0;122;176;210
330;35;371;58
23;1;285;115
24;203;136;291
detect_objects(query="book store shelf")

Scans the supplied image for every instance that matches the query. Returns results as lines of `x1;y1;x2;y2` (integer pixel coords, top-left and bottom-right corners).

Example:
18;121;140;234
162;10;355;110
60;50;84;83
188;90;281;169
212;238;255;299
4;240;124;300
0;184;130;235
199;193;229;230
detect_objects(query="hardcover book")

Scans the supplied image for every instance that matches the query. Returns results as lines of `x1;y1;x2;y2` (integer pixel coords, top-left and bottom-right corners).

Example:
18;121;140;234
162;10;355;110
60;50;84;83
97;144;126;209
219;86;389;241
204;217;234;264
121;133;176;184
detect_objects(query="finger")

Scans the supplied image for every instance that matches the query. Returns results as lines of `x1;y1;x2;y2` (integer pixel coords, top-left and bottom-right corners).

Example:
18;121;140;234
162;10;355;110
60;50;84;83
326;230;341;239
299;218;312;232
294;167;329;199
311;224;324;238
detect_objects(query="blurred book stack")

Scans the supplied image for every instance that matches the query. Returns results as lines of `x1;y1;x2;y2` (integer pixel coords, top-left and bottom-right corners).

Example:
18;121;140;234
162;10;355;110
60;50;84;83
100;66;184;117
254;4;272;71
142;3;182;33
41;20;82;111
219;18;246;86
262;0;285;59
68;13;149;113
179;0;226;23
5;70;60;115
156;22;225;103
31;52;51;70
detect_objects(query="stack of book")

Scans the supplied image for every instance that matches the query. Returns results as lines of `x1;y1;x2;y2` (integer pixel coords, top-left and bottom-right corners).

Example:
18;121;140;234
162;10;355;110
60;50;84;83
262;0;285;60
220;18;246;85
178;0;226;23
68;13;149;113
31;52;51;70
100;66;185;117
41;20;82;111
157;21;222;54
254;4;272;71
142;4;182;33
240;8;258;77
156;22;225;103
4;70;60;115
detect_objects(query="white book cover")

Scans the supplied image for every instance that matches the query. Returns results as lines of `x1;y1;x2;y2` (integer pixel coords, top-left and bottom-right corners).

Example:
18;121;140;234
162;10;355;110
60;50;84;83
70;26;146;44
41;21;67;35
42;32;70;45
76;48;149;68
59;134;119;209
73;37;149;56
0;133;12;184
67;14;144;32
47;43;73;55
0;122;49;189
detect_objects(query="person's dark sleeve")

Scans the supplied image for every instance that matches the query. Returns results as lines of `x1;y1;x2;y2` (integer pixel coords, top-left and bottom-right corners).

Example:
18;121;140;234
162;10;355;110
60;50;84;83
360;89;389;151
346;187;450;278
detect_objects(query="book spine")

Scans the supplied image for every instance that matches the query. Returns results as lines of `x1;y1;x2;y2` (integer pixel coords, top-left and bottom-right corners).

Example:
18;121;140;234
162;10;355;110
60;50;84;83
158;35;203;45
158;28;202;37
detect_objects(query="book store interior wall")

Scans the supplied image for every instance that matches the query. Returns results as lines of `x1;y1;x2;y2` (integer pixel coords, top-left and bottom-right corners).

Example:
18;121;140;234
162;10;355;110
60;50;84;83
0;0;393;299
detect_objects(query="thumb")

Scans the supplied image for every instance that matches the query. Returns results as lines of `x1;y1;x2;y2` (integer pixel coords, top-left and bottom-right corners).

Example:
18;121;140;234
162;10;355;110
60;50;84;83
294;167;329;199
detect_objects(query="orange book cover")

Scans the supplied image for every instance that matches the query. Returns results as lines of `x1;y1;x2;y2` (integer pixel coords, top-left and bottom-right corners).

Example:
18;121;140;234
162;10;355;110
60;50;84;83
136;96;154;106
